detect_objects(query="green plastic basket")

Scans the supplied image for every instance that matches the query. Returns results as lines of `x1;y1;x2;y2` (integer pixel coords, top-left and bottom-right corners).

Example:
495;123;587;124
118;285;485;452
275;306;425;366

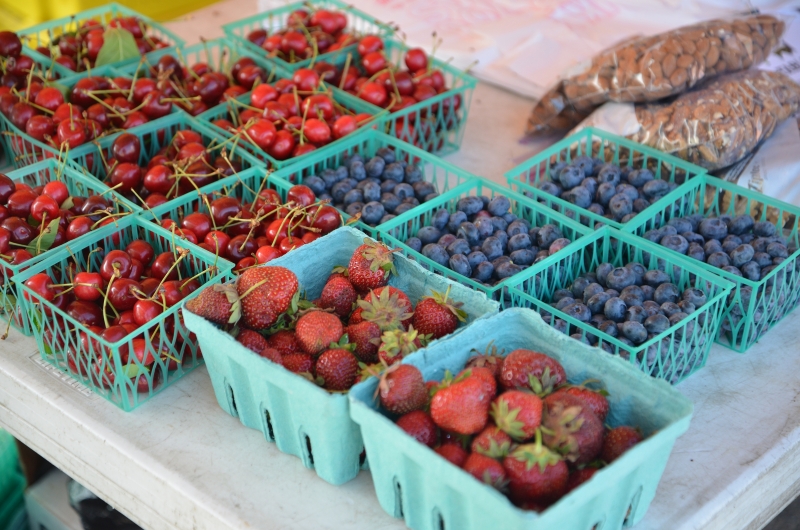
622;174;800;352
0;475;25;530
377;178;592;307
15;217;232;411
508;226;734;384
0;429;23;504
349;308;694;530
18;2;184;78
0;158;138;337
183;226;500;485
222;0;394;72
505;127;708;230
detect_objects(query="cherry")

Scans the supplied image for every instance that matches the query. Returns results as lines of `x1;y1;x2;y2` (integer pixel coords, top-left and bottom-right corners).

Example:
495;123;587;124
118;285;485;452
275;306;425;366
301;94;335;120
24;273;55;302
173;129;202;149
227;235;257;261
292;68;320;92
128;257;144;280
66;217;92;240
125;239;154;265
73;271;104;301
0;31;22;58
223;86;247;101
214;157;241;177
56;120;88;148
9;102;37;130
404;48;428;72
7;249;31;264
263;34;283;53
150;252;178;281
265;218;291;242
108;278;141;311
43;181;69;205
293;143;317;157
116;311;137;327
263;101;290;123
235;256;256;272
359;82;388;107
204;230;230;256
413;84;437;103
133;78;157;103
182;212;212;241
54;56;77;71
8;55;33;77
415;69;445;91
177;142;208;162
236;65;267;90
30;194;60;222
101;250;133;281
309;204;340;234
123;111;148;130
145;194;168;209
227;209;256;237
251;83;279;109
109;162;143;193
256;245;282;264
332;115;357;139
66;300;103;327
0;226;9;253
281;31;308;55
101;325;131;362
279;236;305;253
358;36;383;56
274;79;296;94
139;278;160;298
302;232;320;244
133;299;163;326
0;175;14;203
112;133;141;164
6;188;36;217
269;130;296;160
34;87;65;112
2;217;33;245
143;165;173;194
25;115;55;142
179;278;200;298
52;103;83;124
303;118;331;144
209;197;239;226
156;280;184;306
362;52;387;76
277;93;300;116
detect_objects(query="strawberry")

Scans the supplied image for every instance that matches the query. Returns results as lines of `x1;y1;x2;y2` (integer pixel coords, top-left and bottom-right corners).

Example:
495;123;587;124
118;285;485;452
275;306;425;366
396;410;438;447
471;426;513;458
315;347;358;391
268;330;301;356
499;349;566;394
236;328;269;353
236;266;298;330
491;390;543;442
259;347;283;365
542;393;603;465
458;367;497;400
463;452;508;490
319;275;357;317
565;467;598;493
601;426;643;463
465;341;505;379
283;352;314;374
348;238;397;292
185;283;239;325
357;287;414;331
378;327;424;365
411;286;467;339
430;371;492;435
344;321;381;363
503;432;568;506
379;364;427;415
550;383;609;422
295;310;343;355
348;307;364;325
435;443;469;467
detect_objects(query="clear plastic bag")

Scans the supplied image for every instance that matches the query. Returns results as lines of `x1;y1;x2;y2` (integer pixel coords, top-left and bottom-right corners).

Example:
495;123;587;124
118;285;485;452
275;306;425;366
526;14;785;136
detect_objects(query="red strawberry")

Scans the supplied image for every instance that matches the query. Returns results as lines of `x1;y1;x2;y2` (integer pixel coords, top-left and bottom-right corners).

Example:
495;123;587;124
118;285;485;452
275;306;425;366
463;452;507;490
268;330;301;356
465;341;505;379
503;433;568;506
396;410;438;447
348;307;364;325
430;371;492;435
542;393;603;465
411;286;467;339
499;349;566;394
378;327;424;365
236;328;269;353
357;287;414;331
319;275;357;317
315;348;358;391
260;347;283;365
295;310;343;355
458;366;497;400
601;426;643;463
550;383;609;422
185;283;238;325
236;266;298;330
283;352;314;374
344;321;381;363
491;390;543;442
471;426;513;458
379;364;427;415
435;443;469;467
348;239;397;292
566;467;598;493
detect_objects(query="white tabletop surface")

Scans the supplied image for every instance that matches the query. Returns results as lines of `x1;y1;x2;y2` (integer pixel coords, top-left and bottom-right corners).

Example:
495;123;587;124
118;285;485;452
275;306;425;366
1;2;799;530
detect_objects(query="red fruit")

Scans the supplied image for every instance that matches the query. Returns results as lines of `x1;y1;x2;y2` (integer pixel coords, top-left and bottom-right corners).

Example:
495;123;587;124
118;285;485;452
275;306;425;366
319;275;356;317
430;373;492;435
125;240;154;265
465;346;504;380
283;352;314;374
268;130;296;160
459;366;497;400
292;68;319;91
471;426;514;458
73;271;104;301
361;51;387;76
287;184;315;207
378;364;427;415
100;250;133;281
566;468;597;493
236;266;299;330
315;348;358;390
357;35;383;56
24;273;55;302
107;278;140;311
601;426;643;463
542;393;604;465
308;204;339;234
332;115;357;139
251;83;278;108
66;300;103;327
412;287;467;339
295;310;343;355
404;48;428;72
348;239;396;292
344;321;381;363
268;330;300;357
133;299;163;326
396;410;438;447
42;181;69;205
377;327;423;366
463;452;507;489
181;212;212;242
237;328;270;353
491;390;543;442
499;349;567;393
150;252;178;281
185;284;238;325
303;118;331;144
109;162;142;193
359;82;387;107
7;188;36;217
25;115;55;142
550;385;609;423
435;443;468;467
503;438;568;506
357;286;413;332
30;194;60;222
255;245;282;264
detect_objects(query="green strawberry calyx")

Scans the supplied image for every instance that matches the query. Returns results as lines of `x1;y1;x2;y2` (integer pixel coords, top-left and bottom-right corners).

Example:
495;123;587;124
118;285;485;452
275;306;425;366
528;367;560;397
360;238;398;279
358;288;413;331
512;430;562;473
491;397;529;442
213;283;241;324
424;285;467;322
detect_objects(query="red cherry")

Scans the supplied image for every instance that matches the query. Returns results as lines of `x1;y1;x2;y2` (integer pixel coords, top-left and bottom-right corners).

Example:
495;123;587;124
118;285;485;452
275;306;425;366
302;232;320;244
235;65;268;90
359;82;388;107
413;84;438;103
245;120;277;151
123;111;149;130
281;31;308;56
362;52;387;76
145;194;168;209
227;235;257;261
262;101;290;124
301;94;335;120
133;299;163;326
108;278;141;311
112;133;142;164
128;257;144;280
287;185;315;207
292;68;320;91
30;194;60;222
292;143;316;157
6;189;36;217
309;204;340;234
279;236;305;253
309;9;339;34
42;181;69;205
73;272;104;301
0;226;10;253
109;162;142;193
34;87;64;112
24;273;55;302
235;256;256;272
66;217;92;240
332;115;358;139
25;115;55;142
182;212;212;241
124;240;154;265
210;197;241;226
268;130;295;160
101;250;133;281
251;83;279;109
303;118;331;144
143;164;173;194
255;245;282;264
56;120;88;148
358;36;383;56
277;93;299;116
150;252;178;281
405;48;428;72
140;278;160;297
155;280;184;307
66;300;104;327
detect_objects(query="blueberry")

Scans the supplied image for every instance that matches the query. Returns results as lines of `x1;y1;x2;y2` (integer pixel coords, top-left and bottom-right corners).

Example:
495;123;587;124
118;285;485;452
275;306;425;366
704;239;723;255
580;177;599;197
753;221;776;237
447;211;468;233
393;183;414;201
604;289;620;298
380;180;397;194
606;267;637;291
669;313;688;326
767;242;789;258
721;238;741;254
551;318;569;335
558;165;584;189
627;168;655;188
728;214;754;235
482;237;504;260
699;218;728;240
403;164;422;184
752;237;773;253
378;192;400;214
534;250;551;263
383;162;404;182
538;181;563;198
660;234;689;254
506;221;527;238
722;265;742;276
537;224;563;248
480;196;491;209
597;165;621;186
496;261;523;279
343;188;364;205
654;283;680;304
345;202;363;216
430;209;449;231
620;285;644;307
589;313;607;328
682;231;705;245
406;237;422;253
685;214;704;231
507;233;532;252
571;333;593;345
573;156;594;176
304;175;327;196
563;302;592;322
571;277;592;299
729;244;755;267
491;216;509;232
509;249;535;266
553;288;574;302
642;179;670;200
494;230;509;249
660;302;681;317
464;251;487;270
642;300;661;317
642;270;668;287
421;244;449;266
753;252;772;267
456;196;484;216
449;254;472;277
661;226;678;237
677;300;695;314
641;285;655;301
620;214;636;223
365;156;386;177
549;162;568;180
633;199;650;213
376;147;396;163
587;292;612;314
608;194;633;219
625;306;646;323
604;297;628;322
413;181;436;201
473;261;494;282
330;180;353;203
474;217;495;239
457;222;480;246
707;252;731;268
349;161;367;181
380;214;397;224
598;320;619;337
417;226;441;245
361;201;385;225
480;194;510;216
687;243;706;262
682;288;706;307
622;321;648;344
321;168;342;188
565;186;592;208
667;217;693;234
362;181;381;202
596;262;614;286
588;203;605;216
596;182;616;206
577;282;600;302
741;233;755;244
556;297;576;310
645;314;670;334
615;183;639;202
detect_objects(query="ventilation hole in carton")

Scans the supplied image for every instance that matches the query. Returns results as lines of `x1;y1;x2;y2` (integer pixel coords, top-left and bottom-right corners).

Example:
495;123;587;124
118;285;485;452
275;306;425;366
436;511;445;530
393;479;404;518
591;520;603;530
305;435;314;466
264;409;275;441
622;486;643;528
359;449;367;467
227;385;238;417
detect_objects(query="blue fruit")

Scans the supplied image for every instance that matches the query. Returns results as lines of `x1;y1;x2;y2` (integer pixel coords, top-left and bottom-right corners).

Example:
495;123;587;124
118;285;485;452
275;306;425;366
380;180;397;194
627;168;654;188
380;193;401;214
587;292;612;314
620;286;644;307
510;249;536;266
438;233;457;247
625;262;647;285
687;243;705;262
633;199;650;213
660;234;689;254
507;233;532;252
722;265;742;276
753;251;772;267
382;162;404;182
421;243;449;266
667;217;693;234
642;300;661;317
343;188;364;205
457;222;480;246
595;262;614;286
345;202;363;216
361;201;385;225
707;252;731;268
486;195;511;216
553;288;574;301
582;282;604;303
598;320;619;337
767;242;789;258
682;288;706;307
653;283;680;304
555;297;576;311
643;269;670;287
349;161;367;181
727;214;754;235
581;178;598;197
380;214;396;224
493;230;509;250
563;302;592;322
608;194;633;219
505;221;525;238
644;314;670;334
413;181;436;200
393;183;414;200
642;179;670;200
473;261;494;282
365;156;385;177
558;165;585;189
362;181;381;202
536;224;563;248
456;196;484;216
703;239;723;255
331;181;353;203
573;156;594;176
404;164;422;183
641;285;655;301
431;208;449;230
604;297;627;322
376;147;396;163
570;277;592;299
615;183;639;201
682;231;704;245
606;267;636;291
699;218;728;240
597;164;621;186
467;250;488;269
406;237;422;252
729;244;754;267
660;302;681;317
596;182;616;206
394;204;413;216
449;254;472;277
482;236;504;260
548;238;571;254
753;221;776;237
491;216;508;232
417;225;441;245
625;306;647;324
304;175;327;196
677;300;695;314
496;261;523;279
588;203;605;216
669;313;688;326
446;211;467;233
538;181;562;198
621;321;647;344
474;217;495;239
446;238;471;257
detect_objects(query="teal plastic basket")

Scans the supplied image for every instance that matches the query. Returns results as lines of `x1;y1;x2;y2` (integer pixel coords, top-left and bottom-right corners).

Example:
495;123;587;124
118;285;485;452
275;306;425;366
505;127;708;229
18;2;184;78
623;174;800;352
377;178;592;307
0;429;23;506
0;158;138;337
15;217;232;411
222;0;394;72
183;226;500;485
508;226;734;384
349;308;694;530
0;475;25;530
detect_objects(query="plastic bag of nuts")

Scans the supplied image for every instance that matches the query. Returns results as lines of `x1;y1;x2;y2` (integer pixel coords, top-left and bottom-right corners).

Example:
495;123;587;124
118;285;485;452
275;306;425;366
525;14;785;137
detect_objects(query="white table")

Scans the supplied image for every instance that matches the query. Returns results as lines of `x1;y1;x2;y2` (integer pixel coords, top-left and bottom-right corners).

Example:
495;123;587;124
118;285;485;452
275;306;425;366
2;2;800;529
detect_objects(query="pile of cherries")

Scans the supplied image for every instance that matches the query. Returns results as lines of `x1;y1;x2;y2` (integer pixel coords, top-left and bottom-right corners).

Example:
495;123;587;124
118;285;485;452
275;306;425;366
0;31;57;91
30;16;169;73
246;7;356;64
159;182;341;271
209;68;370;163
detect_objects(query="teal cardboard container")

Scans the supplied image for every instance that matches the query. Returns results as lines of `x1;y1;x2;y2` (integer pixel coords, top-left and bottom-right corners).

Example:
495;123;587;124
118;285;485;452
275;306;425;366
349;308;694;530
183;226;500;485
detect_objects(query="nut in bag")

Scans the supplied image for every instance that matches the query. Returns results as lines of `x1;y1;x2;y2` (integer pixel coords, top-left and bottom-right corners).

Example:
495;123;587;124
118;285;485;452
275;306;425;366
526;14;785;136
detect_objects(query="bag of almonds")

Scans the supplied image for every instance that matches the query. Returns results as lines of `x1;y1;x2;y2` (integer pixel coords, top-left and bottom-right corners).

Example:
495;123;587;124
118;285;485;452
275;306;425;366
526;14;785;137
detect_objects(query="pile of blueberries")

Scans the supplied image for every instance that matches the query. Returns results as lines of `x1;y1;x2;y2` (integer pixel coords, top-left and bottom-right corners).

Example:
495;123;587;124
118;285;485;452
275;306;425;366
532;156;679;225
302;147;439;226
401;193;574;284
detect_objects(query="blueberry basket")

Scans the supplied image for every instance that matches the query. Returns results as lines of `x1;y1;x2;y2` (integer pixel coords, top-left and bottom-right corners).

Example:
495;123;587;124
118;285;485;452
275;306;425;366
504;127;708;230
508;226;733;384
15;217;231;411
0;158;138;337
183;226;499;485
622;174;800;352
349;308;694;530
377;178;592;307
222;0;394;72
